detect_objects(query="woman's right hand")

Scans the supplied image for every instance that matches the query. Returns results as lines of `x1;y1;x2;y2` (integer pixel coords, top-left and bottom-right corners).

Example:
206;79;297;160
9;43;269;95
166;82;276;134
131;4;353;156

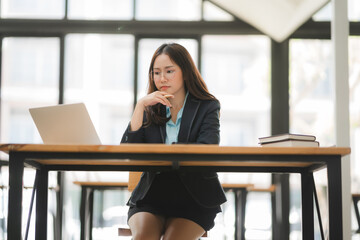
129;91;174;131
138;91;174;108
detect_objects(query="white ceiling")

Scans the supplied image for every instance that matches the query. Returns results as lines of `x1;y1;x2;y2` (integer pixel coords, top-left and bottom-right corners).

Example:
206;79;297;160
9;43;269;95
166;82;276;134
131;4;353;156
211;0;330;42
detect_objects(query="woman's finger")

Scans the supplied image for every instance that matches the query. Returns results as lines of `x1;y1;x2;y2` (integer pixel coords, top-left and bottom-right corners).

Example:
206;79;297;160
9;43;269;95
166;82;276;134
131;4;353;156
159;94;173;107
156;96;172;107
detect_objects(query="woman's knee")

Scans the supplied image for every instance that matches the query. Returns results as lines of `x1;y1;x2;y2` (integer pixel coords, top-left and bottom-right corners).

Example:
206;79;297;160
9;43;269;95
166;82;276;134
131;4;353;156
129;212;165;240
162;218;205;240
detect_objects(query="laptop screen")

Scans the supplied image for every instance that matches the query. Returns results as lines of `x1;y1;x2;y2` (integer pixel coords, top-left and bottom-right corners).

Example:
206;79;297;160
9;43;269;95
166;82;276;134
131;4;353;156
29;103;101;145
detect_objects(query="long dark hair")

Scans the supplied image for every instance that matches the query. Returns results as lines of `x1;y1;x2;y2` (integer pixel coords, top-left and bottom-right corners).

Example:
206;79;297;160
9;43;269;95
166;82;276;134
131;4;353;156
145;43;216;126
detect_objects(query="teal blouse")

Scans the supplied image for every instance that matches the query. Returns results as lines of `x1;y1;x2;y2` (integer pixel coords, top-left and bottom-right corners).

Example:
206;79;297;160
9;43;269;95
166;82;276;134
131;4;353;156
165;92;189;144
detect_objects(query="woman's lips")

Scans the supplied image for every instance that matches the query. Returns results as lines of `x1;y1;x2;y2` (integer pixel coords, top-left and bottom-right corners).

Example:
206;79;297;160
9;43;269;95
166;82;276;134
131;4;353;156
161;86;169;90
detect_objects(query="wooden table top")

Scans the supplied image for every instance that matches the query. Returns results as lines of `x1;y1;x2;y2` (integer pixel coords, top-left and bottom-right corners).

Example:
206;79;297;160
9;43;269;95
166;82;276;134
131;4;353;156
0;144;350;168
0;143;351;156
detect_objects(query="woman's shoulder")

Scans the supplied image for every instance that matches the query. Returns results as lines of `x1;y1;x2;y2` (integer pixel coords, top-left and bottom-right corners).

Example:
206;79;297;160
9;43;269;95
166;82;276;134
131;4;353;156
189;94;220;109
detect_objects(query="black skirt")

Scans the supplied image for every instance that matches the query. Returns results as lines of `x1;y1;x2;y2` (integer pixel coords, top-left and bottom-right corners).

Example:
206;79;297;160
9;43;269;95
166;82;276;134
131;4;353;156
128;170;221;231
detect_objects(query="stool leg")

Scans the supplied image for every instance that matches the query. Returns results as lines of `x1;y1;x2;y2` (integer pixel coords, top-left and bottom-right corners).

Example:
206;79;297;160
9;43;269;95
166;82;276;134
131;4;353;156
234;188;247;240
80;186;94;240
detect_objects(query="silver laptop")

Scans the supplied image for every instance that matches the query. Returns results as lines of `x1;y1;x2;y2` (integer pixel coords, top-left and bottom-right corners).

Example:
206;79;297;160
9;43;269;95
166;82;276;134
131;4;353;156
29;103;101;145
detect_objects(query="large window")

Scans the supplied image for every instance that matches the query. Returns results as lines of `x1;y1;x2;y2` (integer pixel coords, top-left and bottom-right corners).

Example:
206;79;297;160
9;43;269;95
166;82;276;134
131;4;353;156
313;0;360;21
64;34;134;144
68;0;133;20
1;0;65;19
349;37;360;194
202;35;271;146
1;37;60;144
135;0;201;20
289;39;334;147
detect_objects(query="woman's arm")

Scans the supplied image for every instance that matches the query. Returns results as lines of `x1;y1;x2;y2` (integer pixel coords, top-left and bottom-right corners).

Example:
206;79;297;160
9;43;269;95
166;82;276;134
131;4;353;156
196;100;220;144
129;101;146;132
121;91;173;143
130;91;173;131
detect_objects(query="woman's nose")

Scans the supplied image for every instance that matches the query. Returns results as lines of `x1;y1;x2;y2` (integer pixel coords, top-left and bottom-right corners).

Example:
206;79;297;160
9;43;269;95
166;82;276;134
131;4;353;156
160;74;167;82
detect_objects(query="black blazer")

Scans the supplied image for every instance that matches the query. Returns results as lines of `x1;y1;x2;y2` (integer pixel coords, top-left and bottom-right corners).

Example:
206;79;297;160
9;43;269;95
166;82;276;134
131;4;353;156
121;94;227;208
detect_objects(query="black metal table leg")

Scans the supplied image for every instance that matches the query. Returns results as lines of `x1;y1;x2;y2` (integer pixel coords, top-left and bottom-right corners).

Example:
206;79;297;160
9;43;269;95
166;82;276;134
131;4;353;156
80;186;87;240
7;152;25;240
35;167;49;240
301;171;314;240
327;157;343;239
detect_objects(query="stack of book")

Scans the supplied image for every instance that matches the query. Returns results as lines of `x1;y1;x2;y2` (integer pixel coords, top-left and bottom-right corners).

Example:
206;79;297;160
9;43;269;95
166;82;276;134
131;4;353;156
258;133;319;147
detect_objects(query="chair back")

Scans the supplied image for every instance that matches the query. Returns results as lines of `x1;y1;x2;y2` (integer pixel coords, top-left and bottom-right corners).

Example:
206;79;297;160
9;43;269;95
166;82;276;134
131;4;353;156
128;172;142;191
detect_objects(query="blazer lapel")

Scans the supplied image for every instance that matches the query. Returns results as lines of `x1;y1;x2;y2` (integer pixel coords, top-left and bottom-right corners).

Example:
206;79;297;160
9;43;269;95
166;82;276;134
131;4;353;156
178;94;200;143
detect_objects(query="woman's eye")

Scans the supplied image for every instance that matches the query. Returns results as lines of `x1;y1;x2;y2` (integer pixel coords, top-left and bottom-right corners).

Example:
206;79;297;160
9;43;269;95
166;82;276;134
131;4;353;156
154;72;160;75
167;70;175;74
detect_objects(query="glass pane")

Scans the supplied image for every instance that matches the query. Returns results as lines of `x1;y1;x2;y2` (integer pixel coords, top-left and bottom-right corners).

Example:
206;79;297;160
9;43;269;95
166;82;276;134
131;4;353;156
68;0;133;20
137;39;198;100
92;189;131;238
0;37;59;239
349;0;360;20
349;37;360;195
313;0;360;21
1;0;64;19
64;34;134;145
203;1;234;21
1;37;59;144
312;2;331;21
136;0;201;20
289;39;334;147
245;192;272;238
202;35;271;147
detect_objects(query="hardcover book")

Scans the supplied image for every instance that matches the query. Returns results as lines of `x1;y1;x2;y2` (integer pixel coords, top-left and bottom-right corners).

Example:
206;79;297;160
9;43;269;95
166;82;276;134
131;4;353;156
260;139;320;147
258;133;316;144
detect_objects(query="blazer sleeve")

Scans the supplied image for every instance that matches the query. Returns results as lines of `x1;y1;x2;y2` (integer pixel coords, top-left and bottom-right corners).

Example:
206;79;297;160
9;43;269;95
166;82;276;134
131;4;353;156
120;122;145;143
196;100;220;144
120;112;146;143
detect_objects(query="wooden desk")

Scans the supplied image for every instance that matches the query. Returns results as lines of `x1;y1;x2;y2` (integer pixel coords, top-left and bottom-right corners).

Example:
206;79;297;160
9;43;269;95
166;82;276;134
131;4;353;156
0;144;350;240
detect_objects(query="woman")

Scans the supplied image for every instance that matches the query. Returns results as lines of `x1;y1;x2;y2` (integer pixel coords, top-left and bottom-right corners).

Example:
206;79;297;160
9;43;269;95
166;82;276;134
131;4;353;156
121;43;226;240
